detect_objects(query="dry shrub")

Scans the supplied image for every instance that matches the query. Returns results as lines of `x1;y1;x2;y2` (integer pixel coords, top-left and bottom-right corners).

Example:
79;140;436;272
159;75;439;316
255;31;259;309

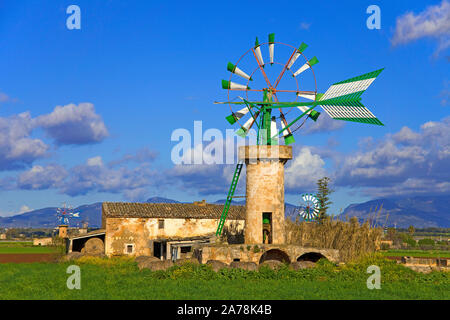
75;255;135;267
286;216;383;262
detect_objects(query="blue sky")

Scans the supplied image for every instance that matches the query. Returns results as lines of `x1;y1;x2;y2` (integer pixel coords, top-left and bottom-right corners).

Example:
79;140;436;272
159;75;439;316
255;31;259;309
0;0;449;217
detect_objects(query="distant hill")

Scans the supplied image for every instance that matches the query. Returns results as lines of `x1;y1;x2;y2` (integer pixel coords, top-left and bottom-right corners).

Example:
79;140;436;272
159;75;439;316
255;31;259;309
341;195;450;228
213;199;246;205
146;197;180;203
1;195;448;229
0;203;102;228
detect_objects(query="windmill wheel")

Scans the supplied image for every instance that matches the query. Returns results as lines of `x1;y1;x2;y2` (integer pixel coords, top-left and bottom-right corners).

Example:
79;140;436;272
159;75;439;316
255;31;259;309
298;193;321;221
222;33;319;144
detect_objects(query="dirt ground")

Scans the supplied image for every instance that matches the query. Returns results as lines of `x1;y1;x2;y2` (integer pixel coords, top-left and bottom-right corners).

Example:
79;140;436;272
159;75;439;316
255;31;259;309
0;253;58;263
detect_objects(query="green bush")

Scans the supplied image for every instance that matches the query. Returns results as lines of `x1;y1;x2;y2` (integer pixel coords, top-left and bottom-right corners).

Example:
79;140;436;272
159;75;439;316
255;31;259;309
405;238;417;247
418;238;435;246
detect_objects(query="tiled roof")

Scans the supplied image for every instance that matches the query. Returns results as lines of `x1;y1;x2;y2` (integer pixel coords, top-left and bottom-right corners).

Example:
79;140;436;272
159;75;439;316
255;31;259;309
102;202;245;220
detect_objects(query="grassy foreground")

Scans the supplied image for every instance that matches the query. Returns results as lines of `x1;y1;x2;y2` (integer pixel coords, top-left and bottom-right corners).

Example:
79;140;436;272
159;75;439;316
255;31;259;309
0;255;448;300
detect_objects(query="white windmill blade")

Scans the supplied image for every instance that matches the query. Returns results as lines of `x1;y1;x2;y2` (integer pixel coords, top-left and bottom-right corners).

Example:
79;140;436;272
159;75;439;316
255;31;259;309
293;56;318;77
222;80;250;90
229;106;251;123
296;92;316;100
270;116;279;145
227;62;252;81
235;106;251;119
268;33;275;65
287;43;308;70
254;37;265;67
236;111;260;138
280;118;289;138
225;96;255;125
279;114;295;145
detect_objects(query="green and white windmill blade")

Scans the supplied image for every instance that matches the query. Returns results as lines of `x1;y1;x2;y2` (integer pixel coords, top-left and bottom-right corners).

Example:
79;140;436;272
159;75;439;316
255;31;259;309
273;105;319;138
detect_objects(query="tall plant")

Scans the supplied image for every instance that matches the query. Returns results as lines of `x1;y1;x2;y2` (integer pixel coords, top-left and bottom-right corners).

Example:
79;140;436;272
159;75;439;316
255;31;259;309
316;176;333;222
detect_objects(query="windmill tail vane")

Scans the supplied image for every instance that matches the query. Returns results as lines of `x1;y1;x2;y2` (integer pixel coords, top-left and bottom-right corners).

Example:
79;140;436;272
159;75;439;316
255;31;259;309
316;68;385;126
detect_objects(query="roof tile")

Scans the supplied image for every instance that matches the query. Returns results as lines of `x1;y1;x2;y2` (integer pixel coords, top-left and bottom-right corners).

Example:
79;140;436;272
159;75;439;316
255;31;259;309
102;202;245;220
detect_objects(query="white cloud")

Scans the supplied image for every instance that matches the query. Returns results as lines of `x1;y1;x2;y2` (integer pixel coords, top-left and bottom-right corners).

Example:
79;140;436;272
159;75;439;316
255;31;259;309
303;112;345;134
335;116;450;197
0;112;48;170
391;0;450;55
62;155;157;200
19;205;32;214
0;92;10;103
87;156;104;167
299;22;311;30
18;164;68;190
34;103;109;145
108;147;158;167
285;147;327;192
0;102;109;171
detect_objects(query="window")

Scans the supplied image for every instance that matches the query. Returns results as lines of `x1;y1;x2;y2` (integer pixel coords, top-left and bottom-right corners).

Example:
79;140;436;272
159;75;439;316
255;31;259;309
180;246;191;254
158;219;165;229
125;244;134;254
262;212;272;244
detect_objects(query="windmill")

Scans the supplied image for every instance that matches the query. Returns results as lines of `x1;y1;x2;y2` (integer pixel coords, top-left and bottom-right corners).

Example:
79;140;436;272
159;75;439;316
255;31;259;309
298;193;321;222
215;33;384;236
56;202;80;226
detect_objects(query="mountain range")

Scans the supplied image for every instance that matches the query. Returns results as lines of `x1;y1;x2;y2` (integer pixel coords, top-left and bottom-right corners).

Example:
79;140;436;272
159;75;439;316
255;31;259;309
0;195;448;229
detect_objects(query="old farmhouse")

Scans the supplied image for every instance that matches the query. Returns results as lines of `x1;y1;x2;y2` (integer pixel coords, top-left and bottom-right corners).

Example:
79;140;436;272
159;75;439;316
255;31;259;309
69;200;245;260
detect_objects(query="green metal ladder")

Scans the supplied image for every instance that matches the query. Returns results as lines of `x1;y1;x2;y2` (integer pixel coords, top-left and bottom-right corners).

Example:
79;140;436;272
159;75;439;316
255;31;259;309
216;162;243;236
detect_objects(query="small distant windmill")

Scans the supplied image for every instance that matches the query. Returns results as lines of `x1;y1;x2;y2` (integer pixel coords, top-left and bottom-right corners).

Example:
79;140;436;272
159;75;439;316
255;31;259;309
56;203;80;238
56;203;80;225
298;193;321;222
215;33;384;236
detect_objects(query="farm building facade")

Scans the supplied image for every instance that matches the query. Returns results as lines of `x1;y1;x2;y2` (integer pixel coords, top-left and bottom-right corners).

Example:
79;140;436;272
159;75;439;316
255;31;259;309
101;201;245;258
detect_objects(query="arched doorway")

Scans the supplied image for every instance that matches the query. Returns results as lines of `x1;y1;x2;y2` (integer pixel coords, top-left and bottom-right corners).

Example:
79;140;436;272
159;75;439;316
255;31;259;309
297;252;326;263
259;249;290;264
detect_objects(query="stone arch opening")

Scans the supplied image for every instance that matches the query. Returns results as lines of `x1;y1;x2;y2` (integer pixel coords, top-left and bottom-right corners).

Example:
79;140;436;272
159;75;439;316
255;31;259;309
297;252;326;263
259;249;290;264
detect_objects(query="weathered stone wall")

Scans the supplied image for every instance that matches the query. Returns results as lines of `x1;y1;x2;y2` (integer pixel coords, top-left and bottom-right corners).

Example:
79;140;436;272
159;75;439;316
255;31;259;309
105;217;244;256
196;244;340;264
33;237;53;246
239;145;292;245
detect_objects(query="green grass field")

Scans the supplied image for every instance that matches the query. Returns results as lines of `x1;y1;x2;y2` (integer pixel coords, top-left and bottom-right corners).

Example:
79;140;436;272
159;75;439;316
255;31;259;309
0;241;33;246
0;256;448;300
0;246;58;254
0;242;58;254
381;249;450;258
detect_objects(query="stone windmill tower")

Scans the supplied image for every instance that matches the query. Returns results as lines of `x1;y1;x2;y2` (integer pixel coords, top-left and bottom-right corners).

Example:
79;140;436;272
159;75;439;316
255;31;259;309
215;33;384;245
